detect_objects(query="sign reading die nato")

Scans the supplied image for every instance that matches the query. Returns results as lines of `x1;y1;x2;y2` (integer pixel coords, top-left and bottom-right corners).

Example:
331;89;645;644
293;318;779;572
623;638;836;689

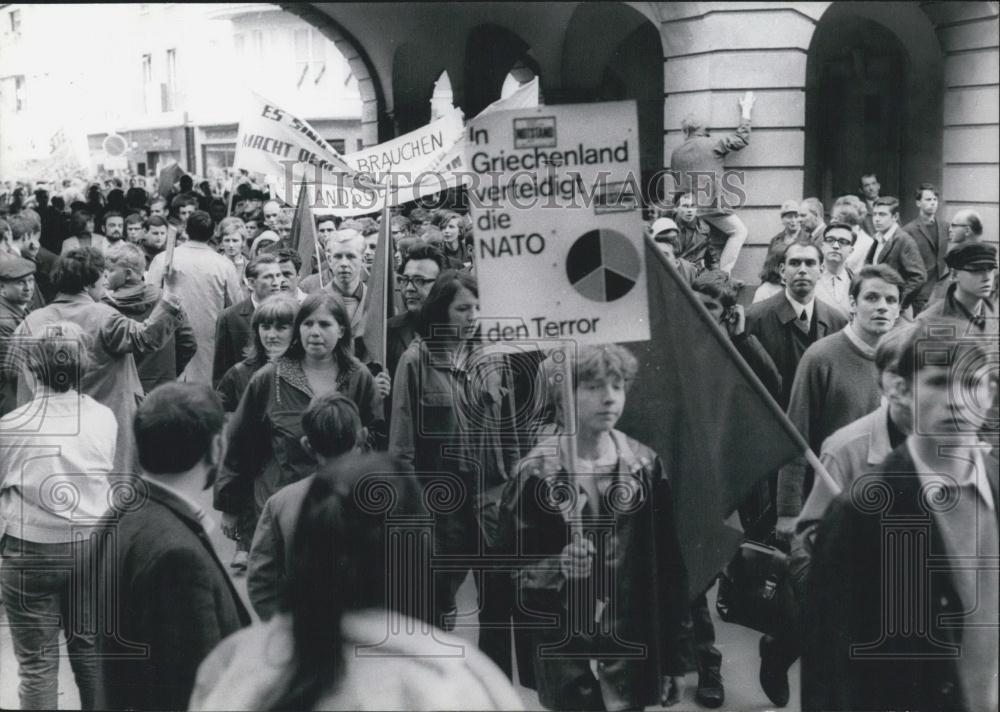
467;101;649;345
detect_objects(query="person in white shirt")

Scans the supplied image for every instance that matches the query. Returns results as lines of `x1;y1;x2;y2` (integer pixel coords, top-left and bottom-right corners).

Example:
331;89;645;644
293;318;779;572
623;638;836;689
0;321;117;709
814;222;856;318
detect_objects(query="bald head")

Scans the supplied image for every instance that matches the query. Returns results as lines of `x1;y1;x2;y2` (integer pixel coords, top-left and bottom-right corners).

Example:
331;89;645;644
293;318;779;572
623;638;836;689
948;209;983;245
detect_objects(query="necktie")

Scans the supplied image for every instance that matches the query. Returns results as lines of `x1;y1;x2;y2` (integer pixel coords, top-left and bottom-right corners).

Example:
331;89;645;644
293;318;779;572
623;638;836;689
796;309;809;334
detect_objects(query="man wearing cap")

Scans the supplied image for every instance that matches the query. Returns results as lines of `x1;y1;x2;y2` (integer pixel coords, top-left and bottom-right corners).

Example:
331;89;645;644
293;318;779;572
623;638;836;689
768;201;803;254
0;256;35;338
918;242;998;335
650;216;698;284
0;257;37;415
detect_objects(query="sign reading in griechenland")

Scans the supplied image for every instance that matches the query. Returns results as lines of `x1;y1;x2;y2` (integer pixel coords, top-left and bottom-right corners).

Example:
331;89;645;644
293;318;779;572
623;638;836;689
468;101;649;345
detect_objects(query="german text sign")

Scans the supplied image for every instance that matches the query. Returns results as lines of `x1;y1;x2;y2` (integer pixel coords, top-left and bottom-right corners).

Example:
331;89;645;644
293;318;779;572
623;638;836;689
468;101;649;345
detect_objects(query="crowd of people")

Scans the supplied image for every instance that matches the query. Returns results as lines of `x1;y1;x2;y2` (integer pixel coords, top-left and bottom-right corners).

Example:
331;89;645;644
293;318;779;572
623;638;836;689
0;152;996;712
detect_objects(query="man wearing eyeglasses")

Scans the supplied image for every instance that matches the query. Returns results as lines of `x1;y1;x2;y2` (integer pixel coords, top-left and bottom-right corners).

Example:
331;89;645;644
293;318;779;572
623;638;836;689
814;223;856;317
385;243;445;380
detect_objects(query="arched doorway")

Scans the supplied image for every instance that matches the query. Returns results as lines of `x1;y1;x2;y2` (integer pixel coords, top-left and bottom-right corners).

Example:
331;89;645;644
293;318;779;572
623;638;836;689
805;2;943;222
463;24;539;118
560;3;663;203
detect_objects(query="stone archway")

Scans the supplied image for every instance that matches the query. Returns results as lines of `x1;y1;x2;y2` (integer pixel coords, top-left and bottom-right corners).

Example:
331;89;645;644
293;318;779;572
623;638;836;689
279;2;389;146
805;2;944;222
462;24;538;118
560;3;664;202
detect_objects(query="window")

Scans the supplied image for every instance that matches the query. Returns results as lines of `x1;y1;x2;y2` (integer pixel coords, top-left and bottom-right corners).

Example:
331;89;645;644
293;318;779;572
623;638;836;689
164;48;177;111
327;138;346;153
293;28;327;86
252;30;264;56
141;54;152;112
9;9;21;36
233;33;245;57
1;75;25;113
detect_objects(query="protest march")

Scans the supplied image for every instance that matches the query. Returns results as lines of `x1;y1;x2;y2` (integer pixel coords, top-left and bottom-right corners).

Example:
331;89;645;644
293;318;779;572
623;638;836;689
0;3;998;711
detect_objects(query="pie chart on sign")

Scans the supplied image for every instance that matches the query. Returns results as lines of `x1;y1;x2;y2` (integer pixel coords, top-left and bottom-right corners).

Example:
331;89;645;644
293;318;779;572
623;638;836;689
565;229;640;302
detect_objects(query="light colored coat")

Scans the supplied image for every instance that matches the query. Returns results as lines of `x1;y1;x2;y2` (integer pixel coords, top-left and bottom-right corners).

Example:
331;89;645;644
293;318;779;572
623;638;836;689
147;241;243;385
15;292;181;473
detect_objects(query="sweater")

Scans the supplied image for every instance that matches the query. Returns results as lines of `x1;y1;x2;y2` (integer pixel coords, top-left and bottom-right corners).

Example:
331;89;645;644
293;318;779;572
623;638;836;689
777;329;882;517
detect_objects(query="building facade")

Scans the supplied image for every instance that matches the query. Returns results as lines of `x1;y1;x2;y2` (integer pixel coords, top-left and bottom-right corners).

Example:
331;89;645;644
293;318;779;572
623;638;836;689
0;3;362;183
282;0;999;283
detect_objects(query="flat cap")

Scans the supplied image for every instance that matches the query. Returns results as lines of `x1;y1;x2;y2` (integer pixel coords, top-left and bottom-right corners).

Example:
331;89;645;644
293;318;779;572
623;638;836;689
651;217;679;237
0;256;36;280
945;241;998;271
780;200;799;216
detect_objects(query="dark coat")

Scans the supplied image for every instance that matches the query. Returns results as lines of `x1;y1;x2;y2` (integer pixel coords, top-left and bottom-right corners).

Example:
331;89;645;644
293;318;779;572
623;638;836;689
866;225;927;309
216;355;379;516
901;215;949;310
212;297;254;386
90;478;250;711
104;282;197;394
803;445;999;712
917;282;999;337
0;294;27;417
745;291;848;408
499;432;689;710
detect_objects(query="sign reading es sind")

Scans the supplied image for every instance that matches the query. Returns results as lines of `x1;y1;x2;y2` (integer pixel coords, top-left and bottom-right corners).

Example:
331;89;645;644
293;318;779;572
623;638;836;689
468;101;648;346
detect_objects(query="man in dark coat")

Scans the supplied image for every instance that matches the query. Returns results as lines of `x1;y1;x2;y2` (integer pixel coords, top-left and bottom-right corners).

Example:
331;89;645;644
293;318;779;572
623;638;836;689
103;242;197;394
211;253;282;385
901;183;949;313
866;196;926;311
746;242;848;409
0;256;36;416
89;383;250;711
804;319;998;712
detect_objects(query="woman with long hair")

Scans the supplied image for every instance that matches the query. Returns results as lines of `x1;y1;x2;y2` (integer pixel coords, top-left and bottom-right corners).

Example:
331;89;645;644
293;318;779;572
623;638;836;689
216;292;386;538
216;295;297;413
190;453;523;710
389;269;525;674
216;294;298;571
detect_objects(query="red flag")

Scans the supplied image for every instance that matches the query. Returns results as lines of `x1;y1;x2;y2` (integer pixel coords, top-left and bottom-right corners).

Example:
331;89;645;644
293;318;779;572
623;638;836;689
615;237;809;599
288;184;319;280
357;200;396;367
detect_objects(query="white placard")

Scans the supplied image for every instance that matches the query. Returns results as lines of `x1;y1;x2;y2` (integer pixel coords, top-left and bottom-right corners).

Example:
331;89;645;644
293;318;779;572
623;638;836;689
468;101;649;345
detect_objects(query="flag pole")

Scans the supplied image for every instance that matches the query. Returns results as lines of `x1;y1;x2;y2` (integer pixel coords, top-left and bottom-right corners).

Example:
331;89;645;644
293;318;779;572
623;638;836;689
378;174;393;368
559;343;582;538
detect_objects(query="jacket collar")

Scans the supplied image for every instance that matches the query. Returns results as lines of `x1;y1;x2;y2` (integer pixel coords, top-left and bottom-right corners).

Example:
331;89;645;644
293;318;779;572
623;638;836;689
142;476;207;531
531;429;650;478
867;404;894;465
273;354;356;399
53;291;96;305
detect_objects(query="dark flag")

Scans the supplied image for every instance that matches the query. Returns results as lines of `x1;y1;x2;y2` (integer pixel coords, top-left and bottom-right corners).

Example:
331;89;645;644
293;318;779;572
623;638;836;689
357;200;396;368
616;237;809;599
288;184;320;280
157;163;185;199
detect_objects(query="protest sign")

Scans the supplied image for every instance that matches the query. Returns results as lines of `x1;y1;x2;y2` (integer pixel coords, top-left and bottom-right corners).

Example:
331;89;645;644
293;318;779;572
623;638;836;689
234;92;355;199
468;100;648;346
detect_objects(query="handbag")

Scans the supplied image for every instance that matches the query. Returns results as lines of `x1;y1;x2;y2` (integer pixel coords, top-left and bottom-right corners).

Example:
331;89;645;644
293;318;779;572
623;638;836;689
715;538;790;635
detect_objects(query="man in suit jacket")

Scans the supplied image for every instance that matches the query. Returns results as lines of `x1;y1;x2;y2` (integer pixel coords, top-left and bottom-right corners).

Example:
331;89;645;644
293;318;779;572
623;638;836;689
901;183;949;313
211;253;282;385
866;196;926;310
90;383;250;711
804;320;998;712
746;241;848;409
